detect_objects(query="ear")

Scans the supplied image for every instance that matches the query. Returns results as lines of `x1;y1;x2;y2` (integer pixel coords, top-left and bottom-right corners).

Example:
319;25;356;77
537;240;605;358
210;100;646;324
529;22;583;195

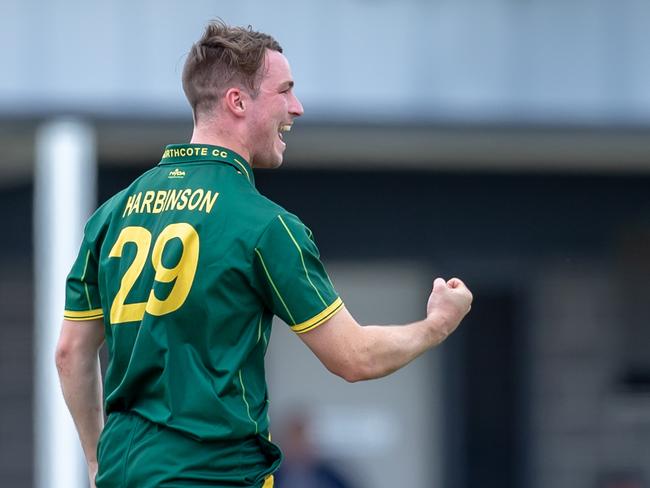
224;87;247;118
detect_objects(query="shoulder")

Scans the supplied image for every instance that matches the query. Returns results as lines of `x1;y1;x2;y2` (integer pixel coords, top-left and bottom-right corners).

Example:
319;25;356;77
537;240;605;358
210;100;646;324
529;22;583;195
237;188;306;238
83;167;158;241
252;209;315;258
83;188;128;240
255;200;305;242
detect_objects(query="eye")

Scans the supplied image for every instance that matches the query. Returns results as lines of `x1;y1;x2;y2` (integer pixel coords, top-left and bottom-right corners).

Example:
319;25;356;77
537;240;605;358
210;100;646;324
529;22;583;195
280;83;294;94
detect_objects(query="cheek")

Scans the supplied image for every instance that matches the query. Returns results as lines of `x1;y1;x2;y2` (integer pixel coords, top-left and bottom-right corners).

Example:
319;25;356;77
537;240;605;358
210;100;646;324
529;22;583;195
257;113;276;133
250;116;271;140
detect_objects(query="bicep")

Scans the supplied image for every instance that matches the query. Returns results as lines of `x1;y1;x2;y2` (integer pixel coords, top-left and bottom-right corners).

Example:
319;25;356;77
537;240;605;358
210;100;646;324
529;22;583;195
58;319;105;354
297;306;365;380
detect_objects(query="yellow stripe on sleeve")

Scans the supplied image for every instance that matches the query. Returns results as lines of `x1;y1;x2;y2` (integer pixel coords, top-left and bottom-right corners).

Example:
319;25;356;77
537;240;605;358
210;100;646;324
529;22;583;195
291;297;343;334
64;309;104;321
262;475;274;488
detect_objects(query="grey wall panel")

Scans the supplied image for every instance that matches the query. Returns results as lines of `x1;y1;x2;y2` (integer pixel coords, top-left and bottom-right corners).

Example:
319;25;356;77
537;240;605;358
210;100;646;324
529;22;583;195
2;0;650;123
266;262;443;488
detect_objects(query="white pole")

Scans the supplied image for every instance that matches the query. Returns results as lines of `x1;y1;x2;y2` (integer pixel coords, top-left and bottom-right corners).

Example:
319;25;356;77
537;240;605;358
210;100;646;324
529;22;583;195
34;118;97;488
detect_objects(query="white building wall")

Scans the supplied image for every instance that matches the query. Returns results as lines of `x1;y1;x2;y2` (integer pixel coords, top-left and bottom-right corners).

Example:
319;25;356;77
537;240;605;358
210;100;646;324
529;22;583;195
1;0;650;123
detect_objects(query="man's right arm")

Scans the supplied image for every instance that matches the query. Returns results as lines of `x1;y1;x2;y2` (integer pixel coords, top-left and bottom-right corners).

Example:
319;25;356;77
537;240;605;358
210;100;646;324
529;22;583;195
299;277;472;382
55;319;105;487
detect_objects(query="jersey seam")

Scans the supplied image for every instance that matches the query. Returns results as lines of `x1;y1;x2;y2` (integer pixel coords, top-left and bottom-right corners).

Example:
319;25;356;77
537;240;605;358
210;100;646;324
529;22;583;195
251;212;291;253
121;416;139;487
238;369;259;434
232;158;251;182
80;250;94;310
276;215;328;307
253;248;296;324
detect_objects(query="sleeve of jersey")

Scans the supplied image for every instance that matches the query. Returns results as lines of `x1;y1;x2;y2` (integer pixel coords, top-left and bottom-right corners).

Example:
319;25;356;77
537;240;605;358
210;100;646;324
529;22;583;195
63;236;104;321
253;214;343;334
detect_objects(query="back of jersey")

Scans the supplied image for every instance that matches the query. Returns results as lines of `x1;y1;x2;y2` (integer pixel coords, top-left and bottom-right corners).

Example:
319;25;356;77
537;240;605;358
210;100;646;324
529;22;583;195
65;143;342;444
68;145;275;441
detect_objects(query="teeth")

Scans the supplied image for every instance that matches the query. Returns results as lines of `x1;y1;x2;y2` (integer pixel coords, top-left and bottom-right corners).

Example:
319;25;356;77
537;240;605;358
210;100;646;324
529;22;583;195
279;124;292;133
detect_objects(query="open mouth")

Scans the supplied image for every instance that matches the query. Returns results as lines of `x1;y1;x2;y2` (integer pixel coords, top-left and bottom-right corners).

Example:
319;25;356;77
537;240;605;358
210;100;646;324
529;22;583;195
278;124;292;141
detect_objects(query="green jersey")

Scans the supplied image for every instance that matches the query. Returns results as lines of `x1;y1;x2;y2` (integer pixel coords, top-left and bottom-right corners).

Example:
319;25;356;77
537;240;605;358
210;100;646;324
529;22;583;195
64;144;342;448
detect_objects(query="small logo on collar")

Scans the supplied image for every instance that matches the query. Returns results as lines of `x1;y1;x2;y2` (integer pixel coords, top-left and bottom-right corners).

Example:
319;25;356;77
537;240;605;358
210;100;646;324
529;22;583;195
168;168;186;179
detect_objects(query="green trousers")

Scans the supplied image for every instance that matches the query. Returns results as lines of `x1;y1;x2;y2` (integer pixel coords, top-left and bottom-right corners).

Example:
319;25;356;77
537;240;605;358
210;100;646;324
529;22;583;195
95;412;280;487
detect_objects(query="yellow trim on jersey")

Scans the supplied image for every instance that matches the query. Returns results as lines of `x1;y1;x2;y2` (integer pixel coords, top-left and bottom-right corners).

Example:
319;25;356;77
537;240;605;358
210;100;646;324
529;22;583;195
64;309;104;321
291;297;343;334
254;248;296;324
233;158;251;182
81;250;94;310
238;369;259;434
262;475;274;488
277;215;328;307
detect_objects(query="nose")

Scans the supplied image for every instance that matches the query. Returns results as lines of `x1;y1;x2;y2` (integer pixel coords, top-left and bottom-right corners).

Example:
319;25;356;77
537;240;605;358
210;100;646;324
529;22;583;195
289;93;304;117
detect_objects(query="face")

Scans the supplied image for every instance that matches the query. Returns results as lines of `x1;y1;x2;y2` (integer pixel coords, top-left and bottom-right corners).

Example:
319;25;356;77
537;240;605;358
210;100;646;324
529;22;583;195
246;50;304;169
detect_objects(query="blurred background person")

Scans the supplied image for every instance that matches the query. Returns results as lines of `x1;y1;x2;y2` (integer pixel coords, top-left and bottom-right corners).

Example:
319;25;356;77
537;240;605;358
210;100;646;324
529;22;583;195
275;413;359;488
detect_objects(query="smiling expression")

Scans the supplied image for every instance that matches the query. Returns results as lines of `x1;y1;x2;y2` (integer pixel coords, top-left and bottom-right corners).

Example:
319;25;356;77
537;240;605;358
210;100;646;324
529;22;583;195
246;50;304;169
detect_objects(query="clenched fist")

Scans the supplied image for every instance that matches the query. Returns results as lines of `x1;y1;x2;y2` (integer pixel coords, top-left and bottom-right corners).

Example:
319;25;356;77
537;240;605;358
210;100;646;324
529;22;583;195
426;277;473;339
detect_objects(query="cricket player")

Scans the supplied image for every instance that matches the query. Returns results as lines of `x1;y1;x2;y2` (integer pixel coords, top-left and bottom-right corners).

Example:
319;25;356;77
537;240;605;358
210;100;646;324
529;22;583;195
55;20;473;487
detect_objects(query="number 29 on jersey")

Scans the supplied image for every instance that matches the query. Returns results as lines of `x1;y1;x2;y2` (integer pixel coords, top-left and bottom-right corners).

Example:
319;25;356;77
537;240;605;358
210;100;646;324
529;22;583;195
108;223;199;324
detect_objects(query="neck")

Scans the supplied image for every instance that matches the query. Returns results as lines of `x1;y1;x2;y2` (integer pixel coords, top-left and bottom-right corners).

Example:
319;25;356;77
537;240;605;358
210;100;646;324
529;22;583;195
189;124;251;163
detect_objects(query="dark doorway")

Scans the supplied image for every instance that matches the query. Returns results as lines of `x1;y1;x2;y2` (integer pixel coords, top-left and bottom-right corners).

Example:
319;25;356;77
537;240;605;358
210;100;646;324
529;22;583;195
445;288;526;488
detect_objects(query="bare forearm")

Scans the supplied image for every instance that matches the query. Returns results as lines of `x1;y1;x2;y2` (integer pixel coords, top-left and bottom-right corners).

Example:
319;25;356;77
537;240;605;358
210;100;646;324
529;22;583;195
57;351;104;464
302;301;468;382
354;316;448;380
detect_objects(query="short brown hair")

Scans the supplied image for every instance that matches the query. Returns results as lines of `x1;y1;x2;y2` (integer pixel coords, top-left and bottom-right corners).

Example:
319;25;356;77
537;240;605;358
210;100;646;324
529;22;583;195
182;20;283;120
